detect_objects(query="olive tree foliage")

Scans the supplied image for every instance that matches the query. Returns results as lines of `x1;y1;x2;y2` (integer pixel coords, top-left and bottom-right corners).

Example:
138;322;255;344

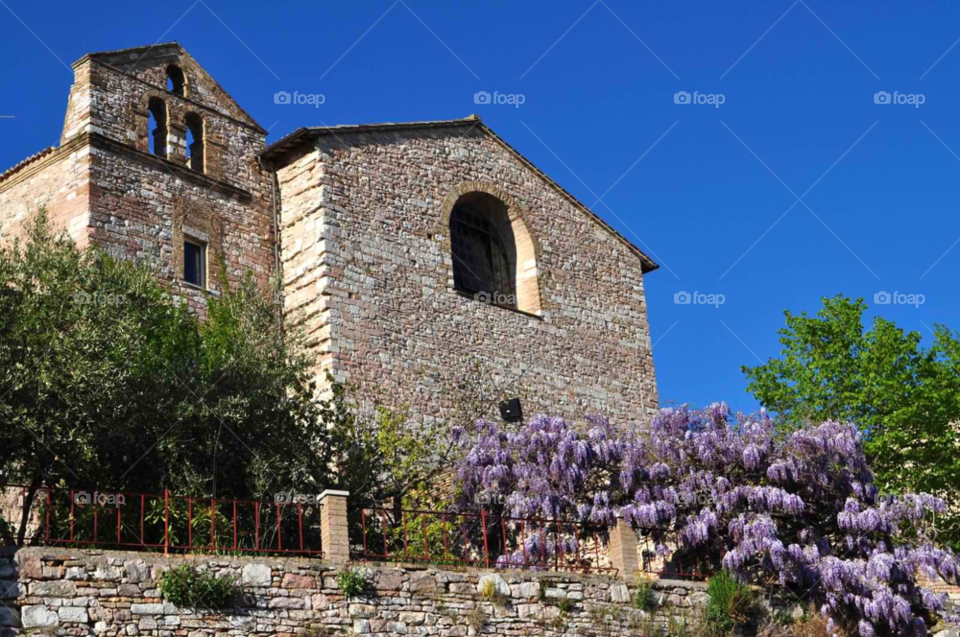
0;211;333;544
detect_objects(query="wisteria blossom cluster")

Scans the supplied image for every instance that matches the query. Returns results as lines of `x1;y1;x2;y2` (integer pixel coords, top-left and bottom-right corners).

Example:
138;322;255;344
452;406;960;636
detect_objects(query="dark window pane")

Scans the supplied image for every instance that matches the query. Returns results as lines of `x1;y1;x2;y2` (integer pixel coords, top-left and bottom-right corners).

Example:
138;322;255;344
450;201;516;307
184;241;205;287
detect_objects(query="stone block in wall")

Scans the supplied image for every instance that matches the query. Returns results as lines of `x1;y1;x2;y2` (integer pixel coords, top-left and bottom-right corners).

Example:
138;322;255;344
22;605;58;628
57;606;89;623
124;559;149;583
30;580;76;596
242;563;272;586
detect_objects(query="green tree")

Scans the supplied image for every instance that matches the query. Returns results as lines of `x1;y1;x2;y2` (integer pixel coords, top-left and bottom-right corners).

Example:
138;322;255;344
743;295;960;545
0;211;332;544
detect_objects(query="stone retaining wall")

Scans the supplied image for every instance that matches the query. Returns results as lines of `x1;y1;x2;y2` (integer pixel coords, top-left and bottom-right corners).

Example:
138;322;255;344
0;546;708;636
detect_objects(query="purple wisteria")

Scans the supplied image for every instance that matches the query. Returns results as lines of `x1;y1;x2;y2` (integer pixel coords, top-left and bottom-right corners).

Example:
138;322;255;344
452;405;960;636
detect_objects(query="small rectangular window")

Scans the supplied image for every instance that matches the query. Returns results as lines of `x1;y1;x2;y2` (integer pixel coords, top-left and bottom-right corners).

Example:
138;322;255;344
183;240;206;288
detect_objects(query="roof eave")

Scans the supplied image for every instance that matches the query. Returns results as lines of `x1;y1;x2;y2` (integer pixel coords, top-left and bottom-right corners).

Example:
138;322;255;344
257;119;659;273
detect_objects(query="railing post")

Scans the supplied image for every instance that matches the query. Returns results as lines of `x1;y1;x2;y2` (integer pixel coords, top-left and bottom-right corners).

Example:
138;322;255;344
164;489;170;556
318;490;350;565
480;508;490;568
608;516;640;581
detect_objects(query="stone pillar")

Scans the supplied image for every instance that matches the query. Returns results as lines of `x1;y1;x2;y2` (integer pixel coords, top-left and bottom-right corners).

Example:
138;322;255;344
609;517;640;581
319;490;350;565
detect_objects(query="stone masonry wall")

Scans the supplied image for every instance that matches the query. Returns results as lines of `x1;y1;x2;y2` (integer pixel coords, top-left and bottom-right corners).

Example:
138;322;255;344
275;125;659;426
0;547;707;636
0;141;91;248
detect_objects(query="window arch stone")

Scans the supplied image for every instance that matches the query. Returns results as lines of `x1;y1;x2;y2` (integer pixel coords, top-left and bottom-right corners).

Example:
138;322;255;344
146;96;168;158
166;64;186;96
440;182;542;315
184;111;204;173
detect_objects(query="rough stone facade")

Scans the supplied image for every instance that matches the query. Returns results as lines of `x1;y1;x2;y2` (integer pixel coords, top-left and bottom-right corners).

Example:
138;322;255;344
0;42;660;424
266;121;660;425
0;547;708;636
0;43;275;316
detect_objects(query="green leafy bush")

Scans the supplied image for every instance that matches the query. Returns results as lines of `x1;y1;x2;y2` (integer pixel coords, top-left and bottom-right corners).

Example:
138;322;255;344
705;571;757;633
336;567;368;599
0;211;335;547
633;576;657;612
158;564;239;608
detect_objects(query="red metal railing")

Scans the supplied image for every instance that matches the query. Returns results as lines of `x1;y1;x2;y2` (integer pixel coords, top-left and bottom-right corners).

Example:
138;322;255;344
358;508;486;566
354;507;616;574
3;484;323;556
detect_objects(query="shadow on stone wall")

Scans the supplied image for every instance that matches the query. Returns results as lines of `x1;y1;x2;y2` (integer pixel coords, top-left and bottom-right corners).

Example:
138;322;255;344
0;546;20;637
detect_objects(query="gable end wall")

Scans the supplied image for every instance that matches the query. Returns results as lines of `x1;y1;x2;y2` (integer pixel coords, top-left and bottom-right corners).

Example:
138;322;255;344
277;127;659;425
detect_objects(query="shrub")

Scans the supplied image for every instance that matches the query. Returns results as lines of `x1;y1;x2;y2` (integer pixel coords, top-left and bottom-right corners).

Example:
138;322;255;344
787;611;833;637
757;606;832;637
667;617;690;637
158;564;239;608
0;211;335;547
478;577;509;607
633;576;657;612
705;571;756;634
466;606;488;630
336;567;368;599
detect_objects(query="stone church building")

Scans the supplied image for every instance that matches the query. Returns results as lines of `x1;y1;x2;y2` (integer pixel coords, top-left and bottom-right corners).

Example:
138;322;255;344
0;43;660;425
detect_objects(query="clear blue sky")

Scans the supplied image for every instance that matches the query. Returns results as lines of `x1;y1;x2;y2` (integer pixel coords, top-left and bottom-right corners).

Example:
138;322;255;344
2;0;959;415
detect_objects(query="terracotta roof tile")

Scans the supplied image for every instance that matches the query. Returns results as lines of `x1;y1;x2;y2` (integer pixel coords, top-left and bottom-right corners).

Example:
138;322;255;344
0;146;58;183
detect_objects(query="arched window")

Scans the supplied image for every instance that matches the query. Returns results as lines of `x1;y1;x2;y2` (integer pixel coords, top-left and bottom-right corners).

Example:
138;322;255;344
184;112;204;173
450;193;518;307
147;97;167;158
166;65;185;96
